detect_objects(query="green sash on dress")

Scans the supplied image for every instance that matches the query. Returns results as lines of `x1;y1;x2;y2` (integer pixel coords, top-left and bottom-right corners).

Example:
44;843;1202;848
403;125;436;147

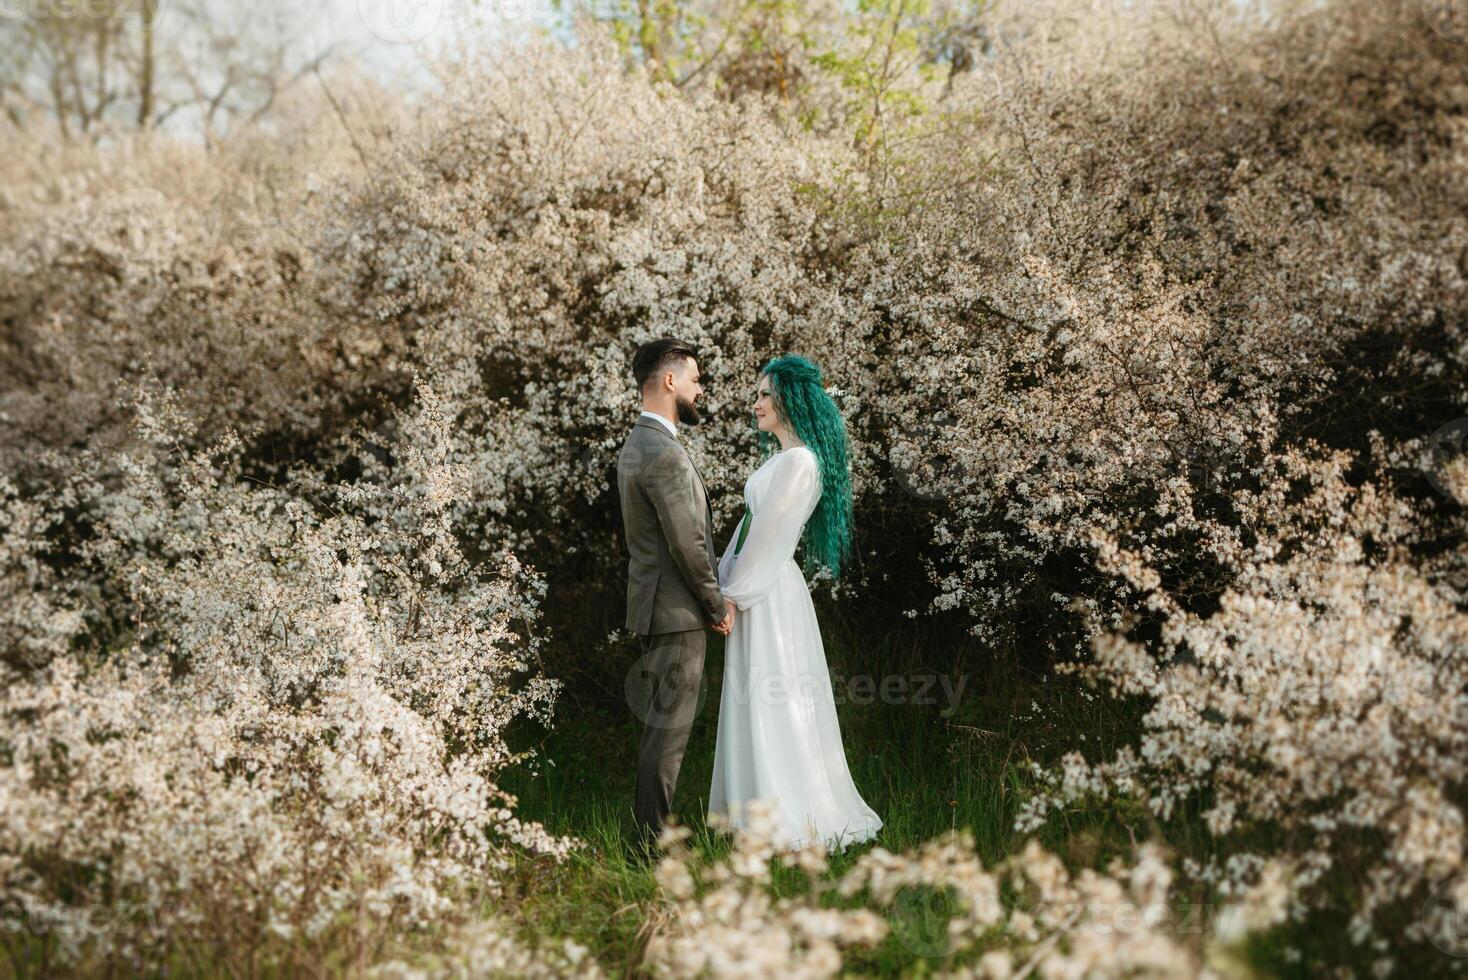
734;508;752;555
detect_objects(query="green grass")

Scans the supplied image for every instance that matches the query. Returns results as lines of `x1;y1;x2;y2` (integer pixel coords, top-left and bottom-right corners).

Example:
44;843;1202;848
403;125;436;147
506;619;1139;849
493;617;1197;976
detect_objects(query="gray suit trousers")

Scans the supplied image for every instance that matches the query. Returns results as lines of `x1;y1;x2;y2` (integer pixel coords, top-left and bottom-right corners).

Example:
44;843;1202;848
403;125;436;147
631;628;707;847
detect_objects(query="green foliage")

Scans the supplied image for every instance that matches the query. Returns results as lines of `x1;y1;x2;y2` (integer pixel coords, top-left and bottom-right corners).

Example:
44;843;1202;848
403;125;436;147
551;0;716;83
556;0;990;176
809;0;980;162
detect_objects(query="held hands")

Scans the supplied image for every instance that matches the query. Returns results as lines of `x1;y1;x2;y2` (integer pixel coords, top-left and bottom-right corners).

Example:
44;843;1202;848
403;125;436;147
711;598;736;636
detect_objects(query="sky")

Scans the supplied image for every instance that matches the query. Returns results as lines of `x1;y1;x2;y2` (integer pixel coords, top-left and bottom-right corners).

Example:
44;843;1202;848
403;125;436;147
300;0;581;85
117;0;586;135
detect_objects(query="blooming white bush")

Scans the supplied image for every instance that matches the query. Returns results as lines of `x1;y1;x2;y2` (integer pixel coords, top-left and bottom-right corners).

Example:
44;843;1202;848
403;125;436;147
645;798;1287;978
0;475;84;674
367;912;602;979
1018;446;1468;964
0;382;571;971
646;802;890;977
0;71;409;483
872;0;1468;647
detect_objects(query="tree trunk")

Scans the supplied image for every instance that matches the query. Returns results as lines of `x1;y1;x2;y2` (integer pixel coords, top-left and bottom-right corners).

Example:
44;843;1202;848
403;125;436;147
138;0;157;127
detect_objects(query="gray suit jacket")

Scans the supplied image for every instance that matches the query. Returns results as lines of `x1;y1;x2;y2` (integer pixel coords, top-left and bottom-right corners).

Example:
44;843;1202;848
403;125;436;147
617;416;725;635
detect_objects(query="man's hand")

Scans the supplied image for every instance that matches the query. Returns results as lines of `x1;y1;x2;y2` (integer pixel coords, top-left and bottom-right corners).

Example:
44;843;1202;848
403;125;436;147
711;598;736;635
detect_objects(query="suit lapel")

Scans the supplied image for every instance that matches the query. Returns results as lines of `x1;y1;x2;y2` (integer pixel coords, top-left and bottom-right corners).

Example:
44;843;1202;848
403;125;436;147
633;417;713;523
692;459;713;524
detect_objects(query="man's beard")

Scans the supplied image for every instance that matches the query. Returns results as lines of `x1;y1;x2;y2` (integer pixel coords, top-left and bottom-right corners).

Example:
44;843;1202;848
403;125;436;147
675;395;702;426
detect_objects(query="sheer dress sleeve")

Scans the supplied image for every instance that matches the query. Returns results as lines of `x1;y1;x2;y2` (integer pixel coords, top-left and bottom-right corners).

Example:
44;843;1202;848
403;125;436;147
718;448;821;611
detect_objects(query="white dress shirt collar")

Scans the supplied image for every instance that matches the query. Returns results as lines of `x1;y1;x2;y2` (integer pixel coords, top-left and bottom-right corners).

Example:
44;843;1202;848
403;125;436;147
639;410;678;439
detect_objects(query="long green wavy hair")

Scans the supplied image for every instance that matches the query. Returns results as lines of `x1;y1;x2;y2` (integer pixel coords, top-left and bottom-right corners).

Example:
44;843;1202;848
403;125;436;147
753;354;854;581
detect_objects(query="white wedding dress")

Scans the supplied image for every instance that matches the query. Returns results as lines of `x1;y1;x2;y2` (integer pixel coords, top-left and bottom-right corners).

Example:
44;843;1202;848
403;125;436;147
707;446;883;852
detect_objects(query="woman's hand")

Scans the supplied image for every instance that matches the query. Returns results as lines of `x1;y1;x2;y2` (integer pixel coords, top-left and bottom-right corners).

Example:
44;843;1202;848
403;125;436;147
711;598;736;635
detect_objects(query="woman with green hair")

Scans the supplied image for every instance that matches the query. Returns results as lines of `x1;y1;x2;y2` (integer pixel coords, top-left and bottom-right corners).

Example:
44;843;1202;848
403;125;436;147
707;354;882;853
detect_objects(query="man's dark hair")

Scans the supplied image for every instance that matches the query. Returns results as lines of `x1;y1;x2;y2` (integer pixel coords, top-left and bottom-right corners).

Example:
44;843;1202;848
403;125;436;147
631;338;699;392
